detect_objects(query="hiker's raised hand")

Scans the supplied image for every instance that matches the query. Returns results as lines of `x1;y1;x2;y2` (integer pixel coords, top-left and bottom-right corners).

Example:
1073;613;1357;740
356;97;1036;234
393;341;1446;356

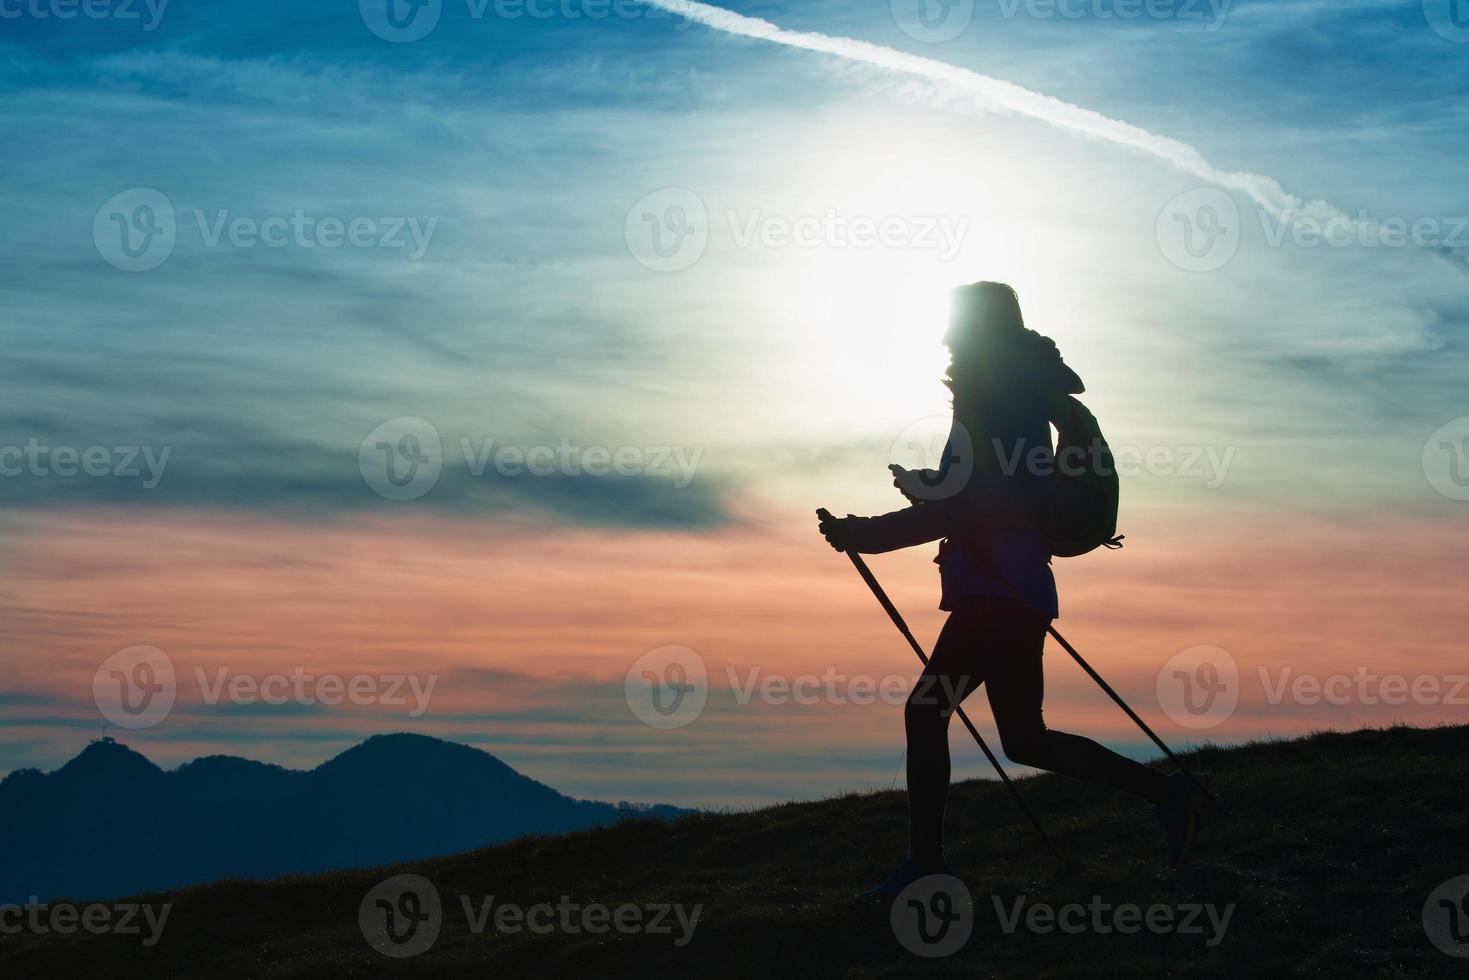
815;508;854;552
889;464;934;504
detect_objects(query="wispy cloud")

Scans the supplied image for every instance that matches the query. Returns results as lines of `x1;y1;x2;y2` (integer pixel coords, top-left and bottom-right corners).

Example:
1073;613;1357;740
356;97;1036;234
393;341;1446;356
641;0;1466;273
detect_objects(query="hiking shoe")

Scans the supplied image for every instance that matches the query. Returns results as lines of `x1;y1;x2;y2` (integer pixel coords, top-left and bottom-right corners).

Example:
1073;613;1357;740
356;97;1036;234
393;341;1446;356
861;855;948;901
1155;771;1207;869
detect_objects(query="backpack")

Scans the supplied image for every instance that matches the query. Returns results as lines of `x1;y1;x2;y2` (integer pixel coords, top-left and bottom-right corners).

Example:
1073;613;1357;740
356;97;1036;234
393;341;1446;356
1044;396;1124;557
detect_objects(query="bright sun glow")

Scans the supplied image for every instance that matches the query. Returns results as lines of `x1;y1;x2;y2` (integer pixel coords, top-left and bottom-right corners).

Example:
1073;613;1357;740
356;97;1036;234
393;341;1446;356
752;107;1087;441
780;255;957;428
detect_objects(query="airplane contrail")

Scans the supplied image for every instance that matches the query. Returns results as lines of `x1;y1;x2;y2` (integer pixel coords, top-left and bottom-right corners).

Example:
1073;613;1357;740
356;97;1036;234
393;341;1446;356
640;0;1337;223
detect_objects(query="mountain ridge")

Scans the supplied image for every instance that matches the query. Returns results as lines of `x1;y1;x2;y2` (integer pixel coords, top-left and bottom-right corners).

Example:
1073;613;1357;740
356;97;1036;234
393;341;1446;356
0;733;691;905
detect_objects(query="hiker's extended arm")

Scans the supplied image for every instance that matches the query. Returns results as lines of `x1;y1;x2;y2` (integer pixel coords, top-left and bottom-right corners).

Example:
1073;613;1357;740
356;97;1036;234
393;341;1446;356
818;500;968;555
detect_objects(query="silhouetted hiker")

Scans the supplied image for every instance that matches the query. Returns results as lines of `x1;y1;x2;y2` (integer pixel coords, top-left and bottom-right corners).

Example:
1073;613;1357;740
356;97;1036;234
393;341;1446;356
817;282;1206;898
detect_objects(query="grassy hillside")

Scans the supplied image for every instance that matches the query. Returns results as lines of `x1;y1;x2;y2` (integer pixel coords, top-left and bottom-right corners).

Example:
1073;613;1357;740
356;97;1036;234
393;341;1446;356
3;724;1468;978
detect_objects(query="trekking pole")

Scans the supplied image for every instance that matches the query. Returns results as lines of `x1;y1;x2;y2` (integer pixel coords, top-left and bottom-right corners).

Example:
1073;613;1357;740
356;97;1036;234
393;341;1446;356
1045;624;1230;817
818;512;1062;862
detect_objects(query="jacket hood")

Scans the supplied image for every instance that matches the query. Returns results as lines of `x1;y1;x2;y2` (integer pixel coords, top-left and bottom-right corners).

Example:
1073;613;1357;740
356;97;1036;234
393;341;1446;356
946;328;1085;403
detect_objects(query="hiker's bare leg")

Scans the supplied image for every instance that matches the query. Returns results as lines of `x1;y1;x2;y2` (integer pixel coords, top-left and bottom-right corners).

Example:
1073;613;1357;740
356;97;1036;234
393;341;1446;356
903;613;989;870
985;622;1173;806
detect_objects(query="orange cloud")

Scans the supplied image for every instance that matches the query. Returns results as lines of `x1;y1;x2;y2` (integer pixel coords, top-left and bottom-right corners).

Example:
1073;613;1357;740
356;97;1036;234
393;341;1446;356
1;504;1464;806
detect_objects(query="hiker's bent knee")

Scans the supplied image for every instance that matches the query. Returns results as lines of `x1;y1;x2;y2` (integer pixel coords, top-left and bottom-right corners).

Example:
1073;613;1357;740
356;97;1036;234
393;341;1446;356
1000;730;1047;767
904;689;947;734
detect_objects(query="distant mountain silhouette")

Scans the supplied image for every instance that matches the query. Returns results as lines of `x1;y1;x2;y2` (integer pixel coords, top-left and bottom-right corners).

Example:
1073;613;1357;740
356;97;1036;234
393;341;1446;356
0;735;691;904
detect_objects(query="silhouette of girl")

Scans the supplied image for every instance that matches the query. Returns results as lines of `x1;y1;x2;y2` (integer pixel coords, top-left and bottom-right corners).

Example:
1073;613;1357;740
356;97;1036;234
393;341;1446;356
817;282;1203;897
